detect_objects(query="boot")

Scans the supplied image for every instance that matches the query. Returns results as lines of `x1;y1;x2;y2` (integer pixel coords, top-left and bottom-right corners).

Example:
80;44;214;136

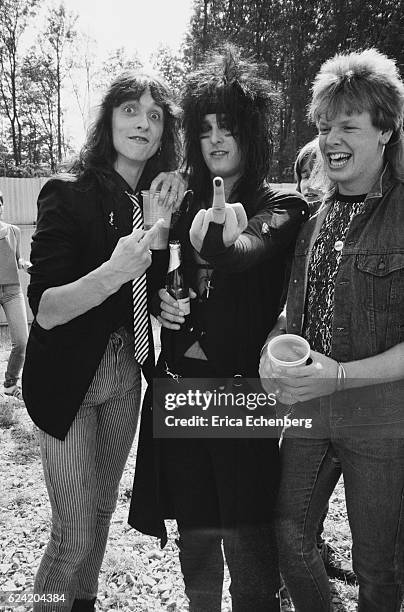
70;598;96;612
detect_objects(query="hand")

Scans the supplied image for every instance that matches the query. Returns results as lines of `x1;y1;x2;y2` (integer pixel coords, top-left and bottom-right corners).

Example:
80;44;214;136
259;347;280;396
258;316;287;393
274;350;339;402
189;176;248;252
149;171;188;211
157;287;197;330
108;219;164;283
18;258;32;272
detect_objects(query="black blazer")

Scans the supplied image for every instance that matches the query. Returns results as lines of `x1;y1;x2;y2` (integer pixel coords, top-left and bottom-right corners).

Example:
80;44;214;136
22;174;164;440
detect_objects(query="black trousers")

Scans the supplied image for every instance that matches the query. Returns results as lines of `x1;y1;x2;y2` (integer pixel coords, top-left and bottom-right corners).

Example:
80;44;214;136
159;357;281;611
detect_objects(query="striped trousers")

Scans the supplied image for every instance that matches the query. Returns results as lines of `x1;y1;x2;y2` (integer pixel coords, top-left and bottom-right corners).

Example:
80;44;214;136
34;327;141;611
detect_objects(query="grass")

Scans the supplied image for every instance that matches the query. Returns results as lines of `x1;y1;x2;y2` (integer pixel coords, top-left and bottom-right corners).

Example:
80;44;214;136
0;402;20;428
10;423;40;463
11;489;36;508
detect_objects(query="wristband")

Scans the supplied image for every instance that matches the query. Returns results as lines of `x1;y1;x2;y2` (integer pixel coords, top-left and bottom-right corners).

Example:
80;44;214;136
336;362;346;391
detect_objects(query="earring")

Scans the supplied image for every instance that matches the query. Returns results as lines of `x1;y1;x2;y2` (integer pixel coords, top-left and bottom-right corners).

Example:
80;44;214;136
157;145;162;157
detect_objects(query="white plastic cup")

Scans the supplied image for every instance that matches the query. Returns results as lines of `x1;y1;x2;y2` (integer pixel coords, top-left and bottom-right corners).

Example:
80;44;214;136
142;191;172;250
267;334;310;369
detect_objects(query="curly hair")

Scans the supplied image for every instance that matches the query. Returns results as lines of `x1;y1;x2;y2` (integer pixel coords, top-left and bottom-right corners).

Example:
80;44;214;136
181;44;276;211
309;48;404;180
71;71;181;191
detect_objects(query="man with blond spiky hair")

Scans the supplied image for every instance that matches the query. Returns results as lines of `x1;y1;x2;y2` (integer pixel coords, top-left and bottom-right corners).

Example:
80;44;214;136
260;48;404;611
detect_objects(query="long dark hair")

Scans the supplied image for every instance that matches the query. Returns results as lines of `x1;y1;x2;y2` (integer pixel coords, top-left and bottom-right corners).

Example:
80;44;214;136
71;71;181;191
182;44;276;213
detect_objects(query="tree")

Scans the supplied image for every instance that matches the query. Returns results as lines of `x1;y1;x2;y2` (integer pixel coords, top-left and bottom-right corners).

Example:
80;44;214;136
0;0;39;165
21;49;58;170
68;32;97;132
150;44;190;96
94;47;143;94
42;2;77;162
184;0;404;180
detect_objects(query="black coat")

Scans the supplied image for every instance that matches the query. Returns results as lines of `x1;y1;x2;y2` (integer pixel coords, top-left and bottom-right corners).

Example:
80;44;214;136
128;185;308;544
22;173;164;440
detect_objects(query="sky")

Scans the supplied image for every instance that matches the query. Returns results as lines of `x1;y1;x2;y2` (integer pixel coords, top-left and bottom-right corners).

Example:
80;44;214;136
60;0;194;61
25;0;194;148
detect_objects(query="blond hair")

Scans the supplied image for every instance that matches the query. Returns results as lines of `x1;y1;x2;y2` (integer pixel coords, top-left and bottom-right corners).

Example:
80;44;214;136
309;49;404;179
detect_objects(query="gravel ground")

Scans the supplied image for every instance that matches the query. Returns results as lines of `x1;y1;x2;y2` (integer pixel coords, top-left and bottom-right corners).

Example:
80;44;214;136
0;332;362;611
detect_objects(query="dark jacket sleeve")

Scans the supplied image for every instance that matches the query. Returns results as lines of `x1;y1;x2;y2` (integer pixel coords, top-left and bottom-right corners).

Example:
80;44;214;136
27;179;81;316
146;249;169;319
199;188;308;273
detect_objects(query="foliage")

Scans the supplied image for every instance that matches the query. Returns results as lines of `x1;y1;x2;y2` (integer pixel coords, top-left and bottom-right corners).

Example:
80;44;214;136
150;44;191;99
0;0;77;173
184;0;404;179
94;47;144;94
67;32;97;132
1;0;402;177
41;3;78;163
0;0;39;166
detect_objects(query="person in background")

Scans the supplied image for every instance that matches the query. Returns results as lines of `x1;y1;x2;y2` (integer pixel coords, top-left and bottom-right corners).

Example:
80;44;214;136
22;71;183;612
129;45;307;611
0;190;30;400
295;138;357;585
294;137;323;205
260;48;404;612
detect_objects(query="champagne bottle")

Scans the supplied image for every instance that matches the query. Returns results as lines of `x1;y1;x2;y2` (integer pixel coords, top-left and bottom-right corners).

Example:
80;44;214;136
166;240;190;316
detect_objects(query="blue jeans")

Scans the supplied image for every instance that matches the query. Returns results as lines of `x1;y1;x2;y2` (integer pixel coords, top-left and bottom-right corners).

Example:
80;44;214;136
276;430;404;612
0;283;28;386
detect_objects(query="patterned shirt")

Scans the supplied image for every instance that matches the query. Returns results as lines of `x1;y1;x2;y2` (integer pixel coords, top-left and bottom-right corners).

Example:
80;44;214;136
303;193;367;356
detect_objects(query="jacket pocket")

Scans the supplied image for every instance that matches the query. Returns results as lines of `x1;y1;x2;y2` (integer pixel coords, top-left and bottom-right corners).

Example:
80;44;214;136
356;253;404;313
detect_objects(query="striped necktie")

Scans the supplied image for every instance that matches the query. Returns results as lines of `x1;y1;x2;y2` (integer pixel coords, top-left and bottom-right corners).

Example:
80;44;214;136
126;191;149;365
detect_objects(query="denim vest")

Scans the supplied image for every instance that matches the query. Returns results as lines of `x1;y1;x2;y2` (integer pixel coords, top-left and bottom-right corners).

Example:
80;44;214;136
286;165;404;363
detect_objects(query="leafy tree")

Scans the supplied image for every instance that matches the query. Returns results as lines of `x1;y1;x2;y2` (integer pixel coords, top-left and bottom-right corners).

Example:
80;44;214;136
21;49;58;170
0;0;39;165
68;32;97;132
185;0;404;179
150;44;190;97
94;47;144;94
42;2;77;162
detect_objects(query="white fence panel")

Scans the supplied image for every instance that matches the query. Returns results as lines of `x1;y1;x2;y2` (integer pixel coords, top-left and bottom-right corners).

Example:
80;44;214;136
0;178;48;331
0;177;48;225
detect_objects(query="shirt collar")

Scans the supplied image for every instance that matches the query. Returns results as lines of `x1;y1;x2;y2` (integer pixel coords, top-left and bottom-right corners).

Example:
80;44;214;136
111;168;138;197
321;162;394;208
365;163;393;200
